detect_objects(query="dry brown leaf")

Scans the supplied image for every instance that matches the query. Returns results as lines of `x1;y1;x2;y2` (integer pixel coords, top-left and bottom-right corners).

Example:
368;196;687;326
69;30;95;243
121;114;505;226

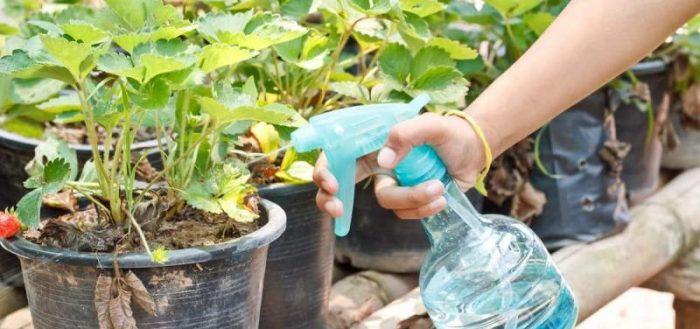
95;275;114;329
135;159;160;183
682;83;700;119
125;271;157;316
42;190;78;212
397;313;435;329
109;286;137;329
511;182;547;222
633;82;652;103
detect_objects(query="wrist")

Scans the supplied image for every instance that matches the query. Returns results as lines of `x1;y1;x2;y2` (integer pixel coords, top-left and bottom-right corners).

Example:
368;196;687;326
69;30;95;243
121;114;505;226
445;110;492;196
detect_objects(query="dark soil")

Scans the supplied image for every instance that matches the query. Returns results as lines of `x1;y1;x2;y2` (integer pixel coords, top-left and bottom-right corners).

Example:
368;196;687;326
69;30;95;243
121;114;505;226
23;199;263;253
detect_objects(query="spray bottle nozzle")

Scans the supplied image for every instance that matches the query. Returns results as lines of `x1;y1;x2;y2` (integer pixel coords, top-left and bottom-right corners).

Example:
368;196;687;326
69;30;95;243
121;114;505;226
291;94;431;236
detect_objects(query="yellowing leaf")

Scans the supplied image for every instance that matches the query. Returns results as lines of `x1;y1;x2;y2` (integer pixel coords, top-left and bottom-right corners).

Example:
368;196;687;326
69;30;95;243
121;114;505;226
276;160;314;184
2;116;43;139
250;122;280;161
198;44;257;73
427;38;478;60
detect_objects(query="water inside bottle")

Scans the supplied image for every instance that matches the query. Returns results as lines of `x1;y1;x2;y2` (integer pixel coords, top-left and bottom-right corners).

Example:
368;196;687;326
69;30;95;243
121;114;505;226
419;180;578;329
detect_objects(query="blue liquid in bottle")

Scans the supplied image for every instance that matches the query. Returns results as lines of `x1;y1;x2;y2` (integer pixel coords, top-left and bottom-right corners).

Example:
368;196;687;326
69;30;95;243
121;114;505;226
395;146;578;329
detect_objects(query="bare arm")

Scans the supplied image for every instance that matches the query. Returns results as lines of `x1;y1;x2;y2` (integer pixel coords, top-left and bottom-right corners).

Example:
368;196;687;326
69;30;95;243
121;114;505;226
315;0;700;219
472;0;700;156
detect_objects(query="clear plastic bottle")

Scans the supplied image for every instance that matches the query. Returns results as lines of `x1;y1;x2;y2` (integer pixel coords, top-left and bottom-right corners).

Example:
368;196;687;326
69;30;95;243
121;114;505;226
395;146;578;329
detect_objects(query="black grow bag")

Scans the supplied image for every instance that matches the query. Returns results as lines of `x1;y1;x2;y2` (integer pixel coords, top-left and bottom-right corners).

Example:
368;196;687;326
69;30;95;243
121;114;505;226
530;90;626;250
0;199;286;329
258;183;334;329
335;181;483;273
614;60;670;202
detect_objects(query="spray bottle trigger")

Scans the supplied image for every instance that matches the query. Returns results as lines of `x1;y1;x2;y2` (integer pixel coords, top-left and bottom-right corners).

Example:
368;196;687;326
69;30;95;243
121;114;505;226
326;152;357;237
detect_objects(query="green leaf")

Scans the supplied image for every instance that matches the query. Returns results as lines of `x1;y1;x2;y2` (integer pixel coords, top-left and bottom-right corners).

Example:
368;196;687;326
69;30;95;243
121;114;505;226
53;110;84;124
198;44;256;73
37;92;80;113
0;50;73;83
378;43;412;83
511;0;544;16
484;0;517;17
43;158;71;191
1;116;44;139
26;137;78;180
329;81;370;101
347;0;393;15
17;189;42;228
410;46;454;81
96;52;142;81
40;35;94;80
61;23;109;45
182;181;222;214
427;38;478;60
198;97;305;127
281;0;314;18
9;78;65;105
400;0;445;17
523;12;555;35
140;53;188;84
131;78;171;110
104;0;149;30
196;12;253;44
411;66;461;90
218;17;308;50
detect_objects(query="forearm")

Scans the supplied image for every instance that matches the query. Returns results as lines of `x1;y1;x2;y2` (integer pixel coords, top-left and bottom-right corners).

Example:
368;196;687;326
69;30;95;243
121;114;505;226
469;0;700;156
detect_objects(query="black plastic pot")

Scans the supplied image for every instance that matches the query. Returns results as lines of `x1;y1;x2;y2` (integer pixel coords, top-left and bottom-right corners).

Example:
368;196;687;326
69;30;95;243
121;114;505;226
0;199;286;329
258;183;334;329
530;90;626;250
614;60;670;203
335;181;484;273
0;246;21;287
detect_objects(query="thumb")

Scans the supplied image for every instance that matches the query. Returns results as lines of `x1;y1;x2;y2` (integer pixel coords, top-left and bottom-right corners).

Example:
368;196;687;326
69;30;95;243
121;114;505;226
377;113;449;169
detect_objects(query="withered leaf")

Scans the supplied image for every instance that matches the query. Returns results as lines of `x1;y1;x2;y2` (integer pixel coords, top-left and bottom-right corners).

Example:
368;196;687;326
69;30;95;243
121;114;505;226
95;275;114;329
135;159;160;183
397;313;435;329
682;83;700;119
42;190;78;212
633;82;651;103
125;271;157;316
511;182;547;222
109;286;137;329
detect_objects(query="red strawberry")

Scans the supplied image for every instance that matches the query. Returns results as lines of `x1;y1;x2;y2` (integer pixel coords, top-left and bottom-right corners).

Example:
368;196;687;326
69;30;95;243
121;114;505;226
0;210;21;239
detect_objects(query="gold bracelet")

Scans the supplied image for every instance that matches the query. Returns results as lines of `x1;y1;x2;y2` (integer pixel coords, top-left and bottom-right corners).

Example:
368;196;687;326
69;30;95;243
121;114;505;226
446;110;492;196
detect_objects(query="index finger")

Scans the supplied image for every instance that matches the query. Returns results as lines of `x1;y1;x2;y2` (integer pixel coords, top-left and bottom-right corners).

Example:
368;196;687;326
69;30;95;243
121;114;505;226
313;153;338;194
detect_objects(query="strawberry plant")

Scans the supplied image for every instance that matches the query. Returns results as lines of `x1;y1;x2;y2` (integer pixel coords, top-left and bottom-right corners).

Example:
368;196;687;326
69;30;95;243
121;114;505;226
0;0;305;261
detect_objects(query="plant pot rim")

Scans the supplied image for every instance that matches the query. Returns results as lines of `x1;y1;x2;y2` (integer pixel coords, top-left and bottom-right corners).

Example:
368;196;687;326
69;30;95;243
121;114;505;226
257;181;317;195
632;59;668;76
0;199;286;269
0;128;161;153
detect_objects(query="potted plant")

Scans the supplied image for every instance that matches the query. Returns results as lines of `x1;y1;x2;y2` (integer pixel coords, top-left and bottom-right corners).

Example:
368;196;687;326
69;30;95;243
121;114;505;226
0;1;306;327
176;0;485;325
662;15;700;170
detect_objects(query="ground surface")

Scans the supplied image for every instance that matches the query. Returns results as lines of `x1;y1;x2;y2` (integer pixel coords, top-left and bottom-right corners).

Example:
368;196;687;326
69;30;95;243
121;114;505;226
0;288;676;329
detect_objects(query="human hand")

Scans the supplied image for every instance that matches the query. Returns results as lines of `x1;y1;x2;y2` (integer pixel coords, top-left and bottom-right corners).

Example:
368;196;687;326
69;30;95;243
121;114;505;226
313;112;487;219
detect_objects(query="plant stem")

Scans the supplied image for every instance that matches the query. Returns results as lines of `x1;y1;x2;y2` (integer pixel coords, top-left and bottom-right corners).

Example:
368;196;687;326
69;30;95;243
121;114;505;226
125;208;153;259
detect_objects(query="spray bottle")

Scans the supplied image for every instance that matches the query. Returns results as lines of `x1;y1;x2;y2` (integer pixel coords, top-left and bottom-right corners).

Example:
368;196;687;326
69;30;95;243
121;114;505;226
291;95;578;328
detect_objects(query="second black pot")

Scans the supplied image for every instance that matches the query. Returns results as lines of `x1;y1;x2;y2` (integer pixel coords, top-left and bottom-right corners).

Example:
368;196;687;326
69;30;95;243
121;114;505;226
258;183;334;329
335;181;483;273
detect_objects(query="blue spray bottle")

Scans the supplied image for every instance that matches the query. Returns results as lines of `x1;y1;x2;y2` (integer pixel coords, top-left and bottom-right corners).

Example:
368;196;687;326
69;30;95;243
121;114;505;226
292;95;578;328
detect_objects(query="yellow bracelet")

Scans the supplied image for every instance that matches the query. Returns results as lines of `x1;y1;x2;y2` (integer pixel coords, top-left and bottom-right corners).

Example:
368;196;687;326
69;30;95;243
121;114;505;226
446;110;492;196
